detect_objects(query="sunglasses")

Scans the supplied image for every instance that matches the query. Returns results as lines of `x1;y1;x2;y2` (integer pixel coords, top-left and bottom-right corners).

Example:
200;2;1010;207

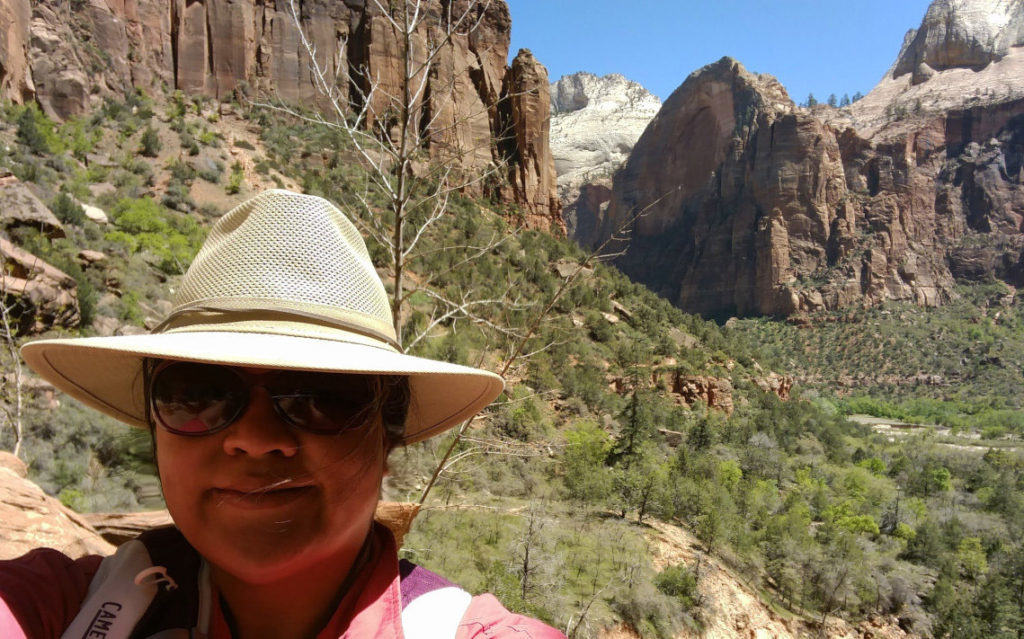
149;362;381;436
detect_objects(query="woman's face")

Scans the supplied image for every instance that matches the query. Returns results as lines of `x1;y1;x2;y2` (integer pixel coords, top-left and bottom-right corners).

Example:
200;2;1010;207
154;366;386;584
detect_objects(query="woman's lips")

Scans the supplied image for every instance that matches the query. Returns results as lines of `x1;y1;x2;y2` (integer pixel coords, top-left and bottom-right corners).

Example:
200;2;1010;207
210;485;316;510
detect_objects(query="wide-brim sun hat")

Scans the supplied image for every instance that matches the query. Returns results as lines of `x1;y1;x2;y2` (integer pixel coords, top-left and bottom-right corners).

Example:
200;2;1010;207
21;189;505;444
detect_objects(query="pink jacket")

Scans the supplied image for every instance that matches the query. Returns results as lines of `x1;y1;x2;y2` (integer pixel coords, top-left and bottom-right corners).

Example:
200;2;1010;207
0;525;564;639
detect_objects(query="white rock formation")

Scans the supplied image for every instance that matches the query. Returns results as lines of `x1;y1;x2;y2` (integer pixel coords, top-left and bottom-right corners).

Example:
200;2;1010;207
549;72;661;202
82;203;109;225
893;0;1024;77
841;0;1024;137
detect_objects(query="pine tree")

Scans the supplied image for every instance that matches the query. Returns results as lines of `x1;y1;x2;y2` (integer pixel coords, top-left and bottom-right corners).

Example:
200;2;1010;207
610;387;653;464
827;93;838;107
805;93;818;107
840;93;851;107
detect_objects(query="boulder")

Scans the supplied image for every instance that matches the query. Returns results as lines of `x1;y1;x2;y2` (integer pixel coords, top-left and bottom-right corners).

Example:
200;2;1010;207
87;182;116;199
81;203;108;225
91;315;120;337
0;177;64;239
0;451;114;560
83;510;174;546
0;237;79;333
77;249;107;265
755;373;794;400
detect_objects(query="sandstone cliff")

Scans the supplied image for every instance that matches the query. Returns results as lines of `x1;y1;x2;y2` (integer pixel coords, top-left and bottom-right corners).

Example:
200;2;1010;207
0;0;559;227
500;49;564;233
578;0;1024;318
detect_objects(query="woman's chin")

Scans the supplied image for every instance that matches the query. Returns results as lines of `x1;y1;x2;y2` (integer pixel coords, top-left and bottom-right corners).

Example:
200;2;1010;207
207;535;336;585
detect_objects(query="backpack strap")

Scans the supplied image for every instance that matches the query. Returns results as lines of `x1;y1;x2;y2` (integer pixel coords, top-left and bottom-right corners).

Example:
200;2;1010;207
398;559;472;639
129;527;208;638
60;526;208;639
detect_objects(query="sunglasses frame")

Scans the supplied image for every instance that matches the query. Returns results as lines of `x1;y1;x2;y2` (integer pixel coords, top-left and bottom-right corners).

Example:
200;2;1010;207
147;361;381;437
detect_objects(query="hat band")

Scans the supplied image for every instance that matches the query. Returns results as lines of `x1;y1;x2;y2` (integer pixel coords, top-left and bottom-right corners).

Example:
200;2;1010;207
152;303;402;352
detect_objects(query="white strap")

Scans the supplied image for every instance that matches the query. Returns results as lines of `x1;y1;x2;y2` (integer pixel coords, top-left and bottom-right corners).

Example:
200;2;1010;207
401;586;473;639
61;541;159;639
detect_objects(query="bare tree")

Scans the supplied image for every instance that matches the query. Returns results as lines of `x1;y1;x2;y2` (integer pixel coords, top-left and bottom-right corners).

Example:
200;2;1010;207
0;268;25;458
254;0;515;348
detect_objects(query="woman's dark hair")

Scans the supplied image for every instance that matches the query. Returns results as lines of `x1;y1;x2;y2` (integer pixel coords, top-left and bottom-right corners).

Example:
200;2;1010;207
141;358;411;451
378;375;410;451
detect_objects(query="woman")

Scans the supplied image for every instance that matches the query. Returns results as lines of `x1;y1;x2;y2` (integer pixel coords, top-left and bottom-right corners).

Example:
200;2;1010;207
1;190;564;638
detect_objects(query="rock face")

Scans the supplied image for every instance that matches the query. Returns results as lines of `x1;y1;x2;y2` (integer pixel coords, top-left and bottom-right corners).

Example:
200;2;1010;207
500;49;564;233
585;40;1024;317
0;0;558;226
673;375;734;414
563;176;613;248
0;451;114;560
0;0;32;104
550;72;660;205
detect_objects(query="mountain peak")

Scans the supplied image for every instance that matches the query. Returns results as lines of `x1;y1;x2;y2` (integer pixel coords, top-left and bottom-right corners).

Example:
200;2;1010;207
550;71;660;115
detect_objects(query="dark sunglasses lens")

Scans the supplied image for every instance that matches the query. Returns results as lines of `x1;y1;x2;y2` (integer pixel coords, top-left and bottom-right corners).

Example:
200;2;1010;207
272;373;377;434
152;363;246;435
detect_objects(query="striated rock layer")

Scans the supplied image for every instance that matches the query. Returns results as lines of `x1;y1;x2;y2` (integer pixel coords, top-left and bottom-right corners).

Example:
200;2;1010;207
582;54;1024;318
0;0;559;228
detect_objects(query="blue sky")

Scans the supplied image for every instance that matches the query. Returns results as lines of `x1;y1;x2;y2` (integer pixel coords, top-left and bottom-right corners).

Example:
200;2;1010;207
508;0;934;104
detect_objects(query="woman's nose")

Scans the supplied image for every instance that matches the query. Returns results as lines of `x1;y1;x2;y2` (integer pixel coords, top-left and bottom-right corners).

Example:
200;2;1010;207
221;387;300;457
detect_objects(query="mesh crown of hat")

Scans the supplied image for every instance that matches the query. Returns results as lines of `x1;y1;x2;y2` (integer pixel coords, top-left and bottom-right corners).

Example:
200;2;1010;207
174;190;393;336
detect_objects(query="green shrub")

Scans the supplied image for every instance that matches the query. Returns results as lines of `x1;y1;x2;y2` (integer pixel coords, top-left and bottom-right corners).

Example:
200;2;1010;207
197;129;219;147
51;192;86;225
16;103;61;155
119;290;144;325
179;130;200;155
162;181;195;212
139;126;161;157
167;158;196;182
59;117;102;160
225;162;244;195
654;563;700;610
105;196;207;273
